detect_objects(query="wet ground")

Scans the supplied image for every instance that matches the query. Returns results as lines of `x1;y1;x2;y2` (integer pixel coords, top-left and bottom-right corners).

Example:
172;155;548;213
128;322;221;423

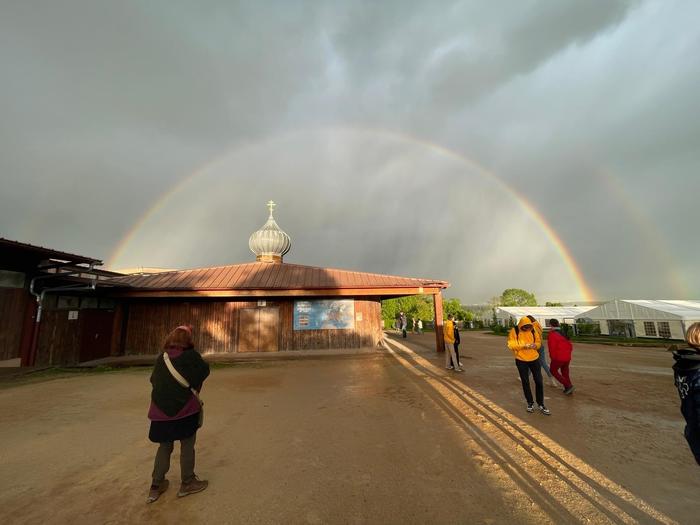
0;331;695;524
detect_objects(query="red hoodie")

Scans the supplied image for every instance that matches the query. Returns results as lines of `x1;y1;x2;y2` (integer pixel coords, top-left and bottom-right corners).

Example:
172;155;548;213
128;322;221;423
548;330;573;362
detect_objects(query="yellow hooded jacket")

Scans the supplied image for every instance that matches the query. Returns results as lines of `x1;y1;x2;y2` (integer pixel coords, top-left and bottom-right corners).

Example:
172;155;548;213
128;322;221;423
507;317;541;361
443;319;455;344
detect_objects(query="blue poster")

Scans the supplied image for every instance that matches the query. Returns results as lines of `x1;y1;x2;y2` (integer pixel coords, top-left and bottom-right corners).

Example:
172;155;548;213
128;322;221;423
293;300;355;330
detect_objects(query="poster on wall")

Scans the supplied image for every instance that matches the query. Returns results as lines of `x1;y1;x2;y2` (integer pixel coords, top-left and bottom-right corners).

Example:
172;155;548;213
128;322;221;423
293;300;355;330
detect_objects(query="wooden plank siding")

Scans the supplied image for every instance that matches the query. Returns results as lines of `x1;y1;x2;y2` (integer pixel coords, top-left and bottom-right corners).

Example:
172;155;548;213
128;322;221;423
120;297;382;356
0;288;31;360
123;300;255;356
35;309;81;366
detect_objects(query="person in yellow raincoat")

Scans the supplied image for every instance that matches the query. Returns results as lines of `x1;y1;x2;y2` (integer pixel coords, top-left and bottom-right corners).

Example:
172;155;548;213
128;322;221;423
508;317;550;415
444;315;463;372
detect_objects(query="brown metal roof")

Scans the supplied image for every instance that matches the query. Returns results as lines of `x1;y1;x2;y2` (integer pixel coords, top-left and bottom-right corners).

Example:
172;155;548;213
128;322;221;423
106;262;448;291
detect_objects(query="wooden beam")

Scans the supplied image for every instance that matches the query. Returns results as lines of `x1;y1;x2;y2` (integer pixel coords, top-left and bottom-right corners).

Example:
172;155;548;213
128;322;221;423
433;292;444;353
108;287;445;299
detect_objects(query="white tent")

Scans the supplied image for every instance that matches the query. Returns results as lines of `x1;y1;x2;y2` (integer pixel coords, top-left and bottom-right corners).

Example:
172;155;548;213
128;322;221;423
573;300;700;339
494;306;595;328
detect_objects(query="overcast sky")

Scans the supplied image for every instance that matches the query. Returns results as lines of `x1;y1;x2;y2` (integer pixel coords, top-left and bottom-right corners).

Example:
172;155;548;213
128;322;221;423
1;0;698;303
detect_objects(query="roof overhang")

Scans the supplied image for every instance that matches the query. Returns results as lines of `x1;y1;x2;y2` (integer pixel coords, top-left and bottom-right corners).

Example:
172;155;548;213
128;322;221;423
109;286;445;299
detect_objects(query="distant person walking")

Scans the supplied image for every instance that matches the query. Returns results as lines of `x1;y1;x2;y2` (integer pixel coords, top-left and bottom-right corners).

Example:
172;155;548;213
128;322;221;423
527;315;557;387
508;317;550;415
454;321;464;369
547;319;575;394
400;312;408;338
412;317;418;333
417;319;423;334
671;322;700;465
444;314;463;372
147;325;210;503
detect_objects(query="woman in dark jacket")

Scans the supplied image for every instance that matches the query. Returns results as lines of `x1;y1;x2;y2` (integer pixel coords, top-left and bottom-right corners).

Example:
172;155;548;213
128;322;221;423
672;322;700;465
147;325;210;503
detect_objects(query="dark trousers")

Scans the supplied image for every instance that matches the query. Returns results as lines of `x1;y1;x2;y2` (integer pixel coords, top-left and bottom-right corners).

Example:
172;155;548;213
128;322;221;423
454;343;461;365
516;359;544;406
550;359;572;388
152;433;197;484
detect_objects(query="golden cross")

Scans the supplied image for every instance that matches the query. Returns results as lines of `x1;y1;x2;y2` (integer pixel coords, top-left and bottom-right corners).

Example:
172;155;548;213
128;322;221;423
266;200;276;217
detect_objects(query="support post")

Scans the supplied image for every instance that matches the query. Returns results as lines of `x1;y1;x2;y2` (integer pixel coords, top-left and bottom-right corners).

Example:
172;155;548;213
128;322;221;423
433;292;444;353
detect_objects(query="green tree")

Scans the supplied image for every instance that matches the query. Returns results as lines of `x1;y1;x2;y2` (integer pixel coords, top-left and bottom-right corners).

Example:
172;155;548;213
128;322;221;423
499;288;537;307
545;301;563;307
381;295;433;326
444;298;467;320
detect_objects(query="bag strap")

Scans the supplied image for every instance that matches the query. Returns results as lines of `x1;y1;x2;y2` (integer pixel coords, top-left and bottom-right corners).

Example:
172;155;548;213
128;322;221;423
163;352;202;403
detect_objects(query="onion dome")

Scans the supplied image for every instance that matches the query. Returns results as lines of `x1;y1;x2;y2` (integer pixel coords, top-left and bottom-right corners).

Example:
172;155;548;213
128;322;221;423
249;201;291;263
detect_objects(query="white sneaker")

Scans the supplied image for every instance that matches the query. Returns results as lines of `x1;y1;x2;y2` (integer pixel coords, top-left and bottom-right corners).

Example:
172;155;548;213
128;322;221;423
446;366;454;370
551;377;559;387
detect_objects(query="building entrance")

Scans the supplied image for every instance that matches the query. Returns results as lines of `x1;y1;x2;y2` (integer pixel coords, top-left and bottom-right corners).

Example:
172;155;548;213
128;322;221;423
239;307;280;352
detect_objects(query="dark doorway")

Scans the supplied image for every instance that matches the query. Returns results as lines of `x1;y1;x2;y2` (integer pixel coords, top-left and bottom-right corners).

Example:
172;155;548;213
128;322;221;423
79;310;115;362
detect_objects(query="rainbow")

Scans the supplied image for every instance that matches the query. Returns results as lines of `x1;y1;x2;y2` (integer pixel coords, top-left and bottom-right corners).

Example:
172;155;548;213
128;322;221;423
594;169;687;297
108;126;597;302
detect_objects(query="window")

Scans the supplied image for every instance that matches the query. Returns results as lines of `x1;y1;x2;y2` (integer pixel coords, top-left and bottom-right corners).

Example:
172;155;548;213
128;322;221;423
643;322;657;337
657;322;671;339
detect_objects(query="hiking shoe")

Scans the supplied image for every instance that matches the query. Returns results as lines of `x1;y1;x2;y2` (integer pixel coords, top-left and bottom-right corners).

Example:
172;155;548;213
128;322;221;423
455;367;464;372
539;405;551;416
178;476;208;498
564;386;575;395
446;366;454;370
147;479;169;503
526;403;534;413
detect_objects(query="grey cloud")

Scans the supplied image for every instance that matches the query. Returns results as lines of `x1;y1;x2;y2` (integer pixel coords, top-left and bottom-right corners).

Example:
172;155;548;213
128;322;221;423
1;0;698;301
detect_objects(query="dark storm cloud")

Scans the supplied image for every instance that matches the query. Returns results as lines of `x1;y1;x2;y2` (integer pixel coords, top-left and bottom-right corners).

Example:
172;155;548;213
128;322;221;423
1;0;698;301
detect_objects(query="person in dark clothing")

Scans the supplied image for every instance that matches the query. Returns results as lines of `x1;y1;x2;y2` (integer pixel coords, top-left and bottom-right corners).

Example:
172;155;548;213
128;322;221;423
147;325;210;503
453;322;464;369
671;322;700;465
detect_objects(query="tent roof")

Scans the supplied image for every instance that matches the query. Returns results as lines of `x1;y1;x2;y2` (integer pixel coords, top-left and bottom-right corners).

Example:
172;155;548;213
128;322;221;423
619;300;700;320
496;306;596;318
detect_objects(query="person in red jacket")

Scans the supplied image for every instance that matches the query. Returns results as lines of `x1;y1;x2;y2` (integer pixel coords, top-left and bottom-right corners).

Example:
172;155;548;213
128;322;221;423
547;319;575;395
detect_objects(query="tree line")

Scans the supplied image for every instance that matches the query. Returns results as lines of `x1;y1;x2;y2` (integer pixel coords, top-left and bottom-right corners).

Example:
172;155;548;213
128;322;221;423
381;288;545;327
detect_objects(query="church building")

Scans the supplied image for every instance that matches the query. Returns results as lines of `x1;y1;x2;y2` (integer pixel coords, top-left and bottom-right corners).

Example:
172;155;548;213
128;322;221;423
30;202;450;365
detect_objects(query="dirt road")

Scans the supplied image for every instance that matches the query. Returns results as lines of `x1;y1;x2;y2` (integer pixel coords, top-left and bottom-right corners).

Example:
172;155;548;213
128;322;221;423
0;332;695;524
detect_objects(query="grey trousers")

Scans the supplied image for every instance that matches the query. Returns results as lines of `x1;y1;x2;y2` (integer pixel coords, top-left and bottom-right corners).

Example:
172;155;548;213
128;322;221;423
152;433;196;484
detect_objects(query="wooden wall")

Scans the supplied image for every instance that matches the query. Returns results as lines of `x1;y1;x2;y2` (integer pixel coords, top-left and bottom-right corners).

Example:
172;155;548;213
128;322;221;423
35;306;116;366
124;300;257;355
0;288;31;361
122;297;383;355
35;309;81;366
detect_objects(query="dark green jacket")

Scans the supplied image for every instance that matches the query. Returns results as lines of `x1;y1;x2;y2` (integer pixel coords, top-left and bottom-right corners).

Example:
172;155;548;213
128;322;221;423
150;348;210;417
